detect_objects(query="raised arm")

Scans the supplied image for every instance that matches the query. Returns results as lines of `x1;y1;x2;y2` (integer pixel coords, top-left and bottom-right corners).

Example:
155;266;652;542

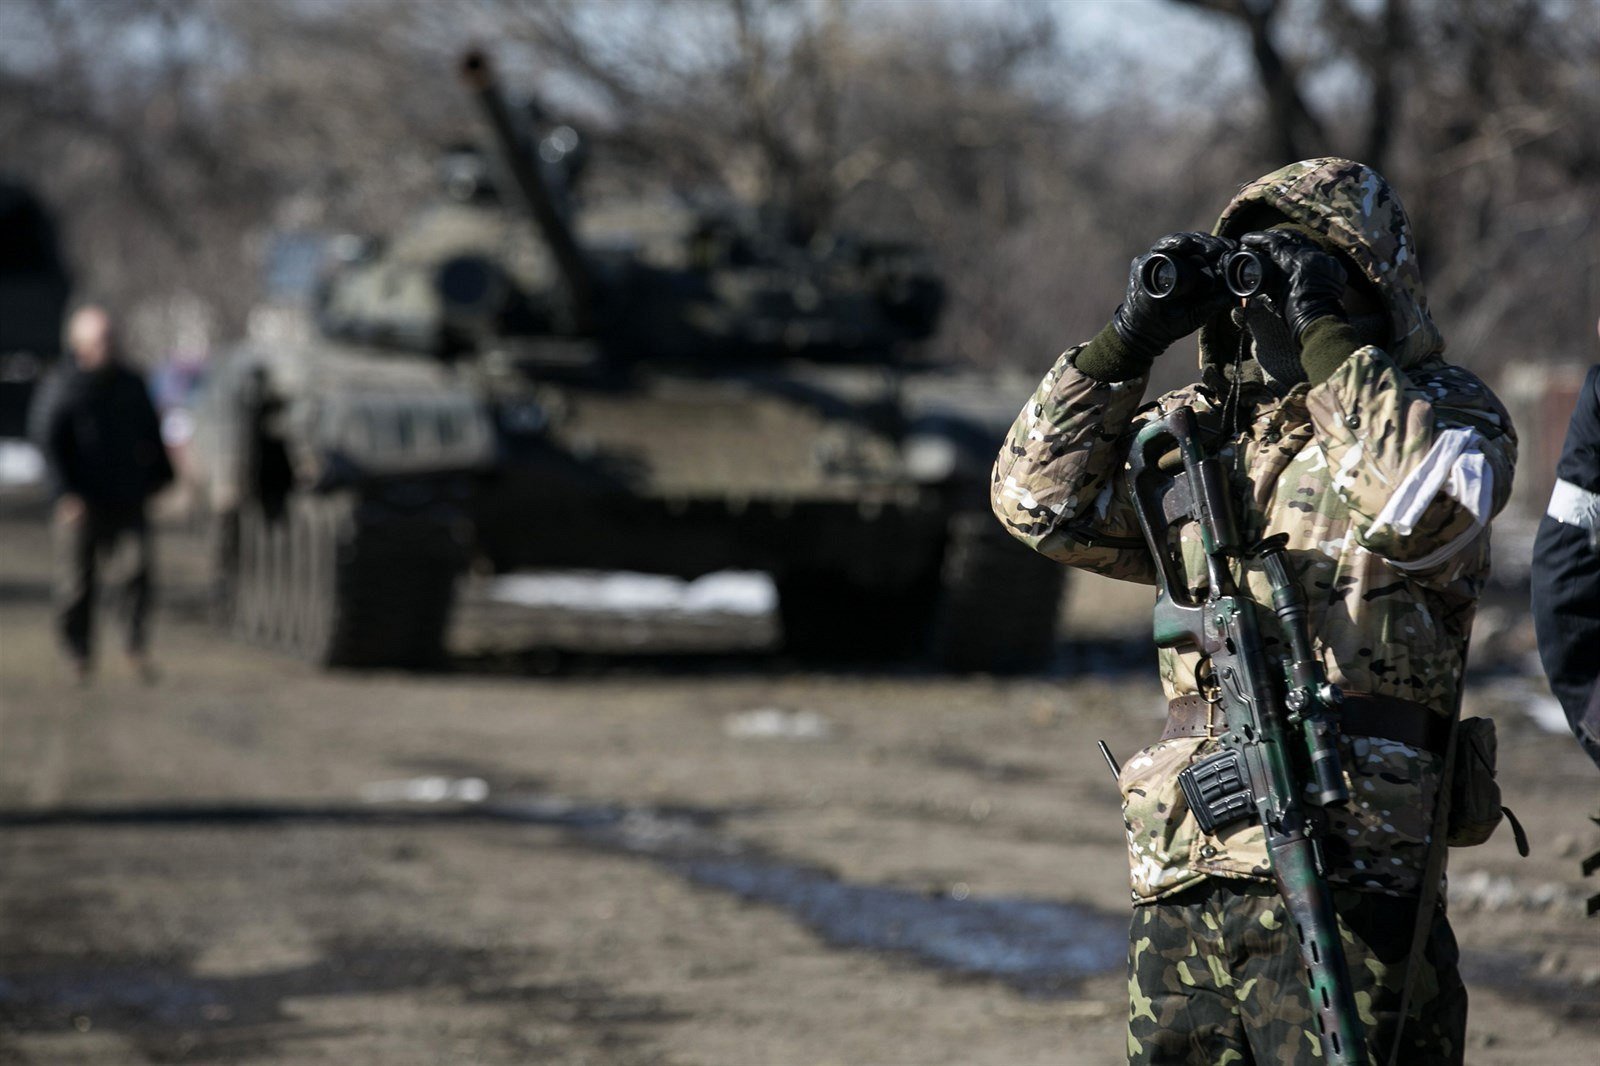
991;231;1237;584
991;347;1154;582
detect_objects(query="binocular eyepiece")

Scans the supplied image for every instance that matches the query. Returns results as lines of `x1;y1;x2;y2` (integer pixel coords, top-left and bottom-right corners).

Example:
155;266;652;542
1139;247;1278;301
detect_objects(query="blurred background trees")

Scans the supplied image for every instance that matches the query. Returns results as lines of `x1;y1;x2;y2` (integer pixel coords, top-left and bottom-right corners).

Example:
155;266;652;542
0;0;1595;381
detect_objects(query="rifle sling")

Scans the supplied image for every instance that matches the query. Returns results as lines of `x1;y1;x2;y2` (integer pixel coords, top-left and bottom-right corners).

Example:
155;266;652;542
1386;662;1467;1066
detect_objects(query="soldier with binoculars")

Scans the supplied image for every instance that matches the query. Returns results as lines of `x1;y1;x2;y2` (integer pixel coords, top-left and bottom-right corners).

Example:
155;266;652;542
993;158;1518;1065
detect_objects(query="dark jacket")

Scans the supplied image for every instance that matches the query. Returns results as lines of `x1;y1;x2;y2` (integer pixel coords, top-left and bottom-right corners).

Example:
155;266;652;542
1531;364;1600;771
29;361;174;507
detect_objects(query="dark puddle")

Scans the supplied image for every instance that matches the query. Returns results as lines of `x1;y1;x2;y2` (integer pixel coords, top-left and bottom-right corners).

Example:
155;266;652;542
489;796;1128;995
682;859;1125;992
0;937;675;1063
2;793;1128;999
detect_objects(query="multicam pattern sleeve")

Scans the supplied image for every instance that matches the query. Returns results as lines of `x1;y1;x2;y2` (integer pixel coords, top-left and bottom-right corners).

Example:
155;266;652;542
1305;346;1517;590
991;346;1156;584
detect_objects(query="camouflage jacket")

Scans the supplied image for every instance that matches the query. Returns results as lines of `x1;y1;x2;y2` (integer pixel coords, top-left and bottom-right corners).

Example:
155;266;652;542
993;159;1517;903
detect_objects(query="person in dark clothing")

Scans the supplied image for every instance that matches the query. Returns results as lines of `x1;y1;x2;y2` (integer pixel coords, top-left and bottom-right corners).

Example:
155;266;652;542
1531;361;1600;772
1530;320;1600;921
29;305;173;682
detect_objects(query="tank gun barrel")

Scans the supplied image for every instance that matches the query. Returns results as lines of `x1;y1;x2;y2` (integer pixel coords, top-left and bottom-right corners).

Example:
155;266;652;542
459;48;596;334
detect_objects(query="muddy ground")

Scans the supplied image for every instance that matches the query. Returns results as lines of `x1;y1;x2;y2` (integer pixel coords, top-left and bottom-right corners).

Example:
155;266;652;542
0;504;1596;1065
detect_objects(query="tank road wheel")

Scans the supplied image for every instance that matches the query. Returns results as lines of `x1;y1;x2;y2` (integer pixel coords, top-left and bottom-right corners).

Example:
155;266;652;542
227;506;251;640
294;494;337;662
207;508;239;628
265;512;293;649
929;512;1066;673
226;490;463;669
255;492;338;665
285;496;315;657
248;508;271;642
232;504;267;643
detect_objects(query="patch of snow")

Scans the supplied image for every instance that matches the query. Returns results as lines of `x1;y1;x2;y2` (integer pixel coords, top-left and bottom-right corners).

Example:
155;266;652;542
724;707;833;740
1523;695;1572;735
361;776;489;804
0;439;44;487
487;570;777;617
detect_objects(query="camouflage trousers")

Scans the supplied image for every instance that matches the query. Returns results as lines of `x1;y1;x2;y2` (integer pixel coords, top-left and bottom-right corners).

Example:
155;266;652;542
1127;878;1466;1065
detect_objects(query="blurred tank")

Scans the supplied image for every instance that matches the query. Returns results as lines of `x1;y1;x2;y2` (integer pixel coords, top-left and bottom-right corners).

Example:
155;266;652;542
187;50;1065;671
0;178;71;438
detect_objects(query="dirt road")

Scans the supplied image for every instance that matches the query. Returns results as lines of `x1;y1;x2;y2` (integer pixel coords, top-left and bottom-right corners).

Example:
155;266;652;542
0;509;1595;1065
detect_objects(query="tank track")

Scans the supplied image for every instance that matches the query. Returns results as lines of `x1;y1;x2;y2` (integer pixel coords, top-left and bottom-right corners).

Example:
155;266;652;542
776;511;1066;672
928;511;1066;673
229;491;462;668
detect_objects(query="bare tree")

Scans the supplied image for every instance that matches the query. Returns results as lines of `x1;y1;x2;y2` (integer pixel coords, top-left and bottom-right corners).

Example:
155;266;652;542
0;0;1592;374
1168;0;1600;367
1169;0;1329;165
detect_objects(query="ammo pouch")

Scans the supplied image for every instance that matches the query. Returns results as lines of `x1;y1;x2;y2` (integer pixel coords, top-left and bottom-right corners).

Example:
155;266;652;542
1447;716;1529;855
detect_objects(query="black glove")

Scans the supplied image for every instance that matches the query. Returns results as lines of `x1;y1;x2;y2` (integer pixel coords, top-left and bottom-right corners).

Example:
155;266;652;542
1237;229;1348;341
1110;232;1237;364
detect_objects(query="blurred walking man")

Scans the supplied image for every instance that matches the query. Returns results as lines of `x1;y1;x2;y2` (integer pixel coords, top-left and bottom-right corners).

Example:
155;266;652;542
993;159;1515;1063
31;306;172;683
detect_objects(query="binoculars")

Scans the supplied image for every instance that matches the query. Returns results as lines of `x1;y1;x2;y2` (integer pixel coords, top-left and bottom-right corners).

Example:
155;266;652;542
1138;244;1277;301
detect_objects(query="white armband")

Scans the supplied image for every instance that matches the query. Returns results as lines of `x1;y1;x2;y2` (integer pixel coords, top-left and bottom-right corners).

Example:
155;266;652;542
1368;427;1493;571
1547;477;1600;530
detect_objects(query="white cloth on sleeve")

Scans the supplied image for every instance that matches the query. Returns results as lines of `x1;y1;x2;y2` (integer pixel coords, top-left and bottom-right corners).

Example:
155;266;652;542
1368;426;1493;572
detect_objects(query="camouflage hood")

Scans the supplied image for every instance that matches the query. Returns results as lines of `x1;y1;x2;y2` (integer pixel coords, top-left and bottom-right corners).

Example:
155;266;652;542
1202;157;1443;373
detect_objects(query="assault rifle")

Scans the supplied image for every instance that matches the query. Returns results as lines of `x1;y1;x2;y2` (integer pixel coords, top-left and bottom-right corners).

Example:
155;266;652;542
1127;405;1366;1065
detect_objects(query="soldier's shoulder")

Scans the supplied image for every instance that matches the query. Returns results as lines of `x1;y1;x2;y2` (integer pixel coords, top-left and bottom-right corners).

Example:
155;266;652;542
1407;358;1491;396
1407;359;1512;435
